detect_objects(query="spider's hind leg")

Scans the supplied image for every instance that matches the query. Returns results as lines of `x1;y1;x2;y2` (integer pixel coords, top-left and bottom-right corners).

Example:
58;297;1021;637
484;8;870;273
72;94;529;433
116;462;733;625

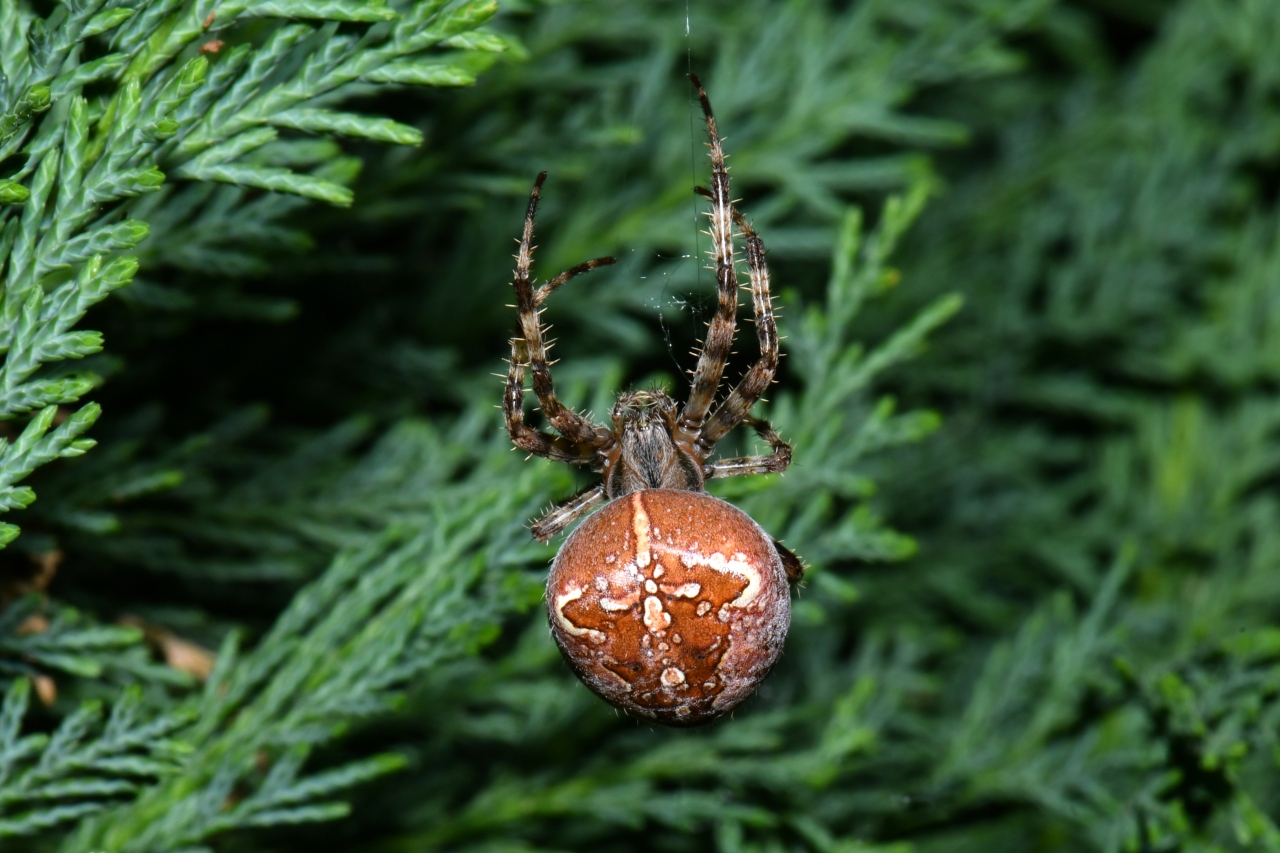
705;416;801;582
531;484;607;543
773;539;805;584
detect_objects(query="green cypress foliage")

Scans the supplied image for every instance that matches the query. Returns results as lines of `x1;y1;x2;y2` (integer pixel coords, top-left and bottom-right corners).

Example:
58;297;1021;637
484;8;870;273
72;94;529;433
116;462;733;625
2;1;1279;851
0;0;519;841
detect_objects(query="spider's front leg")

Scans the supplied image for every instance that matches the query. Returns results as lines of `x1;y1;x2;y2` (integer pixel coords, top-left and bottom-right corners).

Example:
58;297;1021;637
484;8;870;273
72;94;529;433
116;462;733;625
677;74;741;440
697;207;780;450
513;173;616;451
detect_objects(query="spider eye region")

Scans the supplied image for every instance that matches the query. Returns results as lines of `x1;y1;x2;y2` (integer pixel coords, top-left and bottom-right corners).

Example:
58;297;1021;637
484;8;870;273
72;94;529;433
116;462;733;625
546;489;791;726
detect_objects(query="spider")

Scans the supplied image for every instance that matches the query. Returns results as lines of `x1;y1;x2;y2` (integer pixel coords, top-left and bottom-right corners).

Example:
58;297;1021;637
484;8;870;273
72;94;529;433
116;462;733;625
503;75;802;725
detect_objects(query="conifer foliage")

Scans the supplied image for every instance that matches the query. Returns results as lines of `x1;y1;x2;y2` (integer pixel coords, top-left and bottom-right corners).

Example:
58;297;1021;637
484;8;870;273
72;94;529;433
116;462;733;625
0;0;515;842
3;0;1279;852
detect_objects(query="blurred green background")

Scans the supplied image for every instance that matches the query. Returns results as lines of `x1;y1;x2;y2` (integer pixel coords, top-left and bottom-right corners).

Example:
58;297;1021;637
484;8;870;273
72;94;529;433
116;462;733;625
7;0;1280;850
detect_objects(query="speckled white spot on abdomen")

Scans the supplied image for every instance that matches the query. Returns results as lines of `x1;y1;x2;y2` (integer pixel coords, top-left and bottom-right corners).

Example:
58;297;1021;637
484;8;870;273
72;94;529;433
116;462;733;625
643;596;671;633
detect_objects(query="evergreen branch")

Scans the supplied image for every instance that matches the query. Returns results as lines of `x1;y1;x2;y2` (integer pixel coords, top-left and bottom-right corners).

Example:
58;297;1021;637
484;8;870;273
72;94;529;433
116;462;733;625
174;1;500;158
0;2;519;835
0;0;514;547
176;162;354;206
0;594;185;689
0;405;98;544
0;599;143;681
0;85;51;157
0;679;192;839
361;58;477;87
269;108;424;146
243;0;400;22
65;442;546;850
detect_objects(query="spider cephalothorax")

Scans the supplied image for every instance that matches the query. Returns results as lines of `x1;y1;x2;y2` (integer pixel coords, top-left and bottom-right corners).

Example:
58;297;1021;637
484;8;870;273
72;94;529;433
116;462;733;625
504;75;801;725
602;389;705;496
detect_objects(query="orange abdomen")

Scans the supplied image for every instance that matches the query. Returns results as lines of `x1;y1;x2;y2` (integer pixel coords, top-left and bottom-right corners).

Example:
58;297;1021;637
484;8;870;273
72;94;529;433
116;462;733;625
546;489;791;725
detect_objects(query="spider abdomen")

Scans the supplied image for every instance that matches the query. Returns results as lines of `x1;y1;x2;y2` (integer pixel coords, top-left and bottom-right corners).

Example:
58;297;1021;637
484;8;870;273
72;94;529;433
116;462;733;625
546;489;791;726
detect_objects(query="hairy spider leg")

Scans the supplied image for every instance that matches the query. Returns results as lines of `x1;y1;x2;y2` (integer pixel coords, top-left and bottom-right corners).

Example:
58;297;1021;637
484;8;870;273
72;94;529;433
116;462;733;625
512;172;617;449
530;483;607;543
772;539;806;584
698;207;779;448
536;257;615;306
704;415;791;478
504;339;595;465
677;73;741;440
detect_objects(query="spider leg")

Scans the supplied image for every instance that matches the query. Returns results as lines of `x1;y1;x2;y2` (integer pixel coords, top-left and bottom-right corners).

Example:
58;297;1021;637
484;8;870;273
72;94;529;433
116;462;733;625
536;257;615;306
505;339;594;465
703;415;791;478
531;484;607;543
697;207;779;449
677;73;740;440
513;173;616;450
773;539;806;584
